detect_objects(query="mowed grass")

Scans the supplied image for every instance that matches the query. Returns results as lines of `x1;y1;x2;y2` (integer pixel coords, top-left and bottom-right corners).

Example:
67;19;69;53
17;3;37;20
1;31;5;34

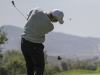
18;70;100;75
53;70;100;75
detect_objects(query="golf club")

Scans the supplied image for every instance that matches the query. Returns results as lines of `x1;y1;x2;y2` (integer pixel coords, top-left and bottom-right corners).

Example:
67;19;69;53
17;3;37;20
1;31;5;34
11;1;27;20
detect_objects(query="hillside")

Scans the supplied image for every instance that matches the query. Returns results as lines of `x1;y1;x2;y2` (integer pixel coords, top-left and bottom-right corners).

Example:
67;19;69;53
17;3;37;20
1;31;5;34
2;25;100;59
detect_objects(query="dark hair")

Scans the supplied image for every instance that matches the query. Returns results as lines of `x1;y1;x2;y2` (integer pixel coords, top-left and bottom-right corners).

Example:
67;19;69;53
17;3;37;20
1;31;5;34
50;12;54;18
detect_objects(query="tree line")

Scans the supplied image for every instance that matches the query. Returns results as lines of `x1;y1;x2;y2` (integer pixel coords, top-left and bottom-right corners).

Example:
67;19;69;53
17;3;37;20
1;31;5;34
0;50;100;75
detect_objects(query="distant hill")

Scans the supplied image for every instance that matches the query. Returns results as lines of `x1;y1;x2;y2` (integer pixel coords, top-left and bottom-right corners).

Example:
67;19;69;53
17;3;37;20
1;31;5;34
2;25;100;59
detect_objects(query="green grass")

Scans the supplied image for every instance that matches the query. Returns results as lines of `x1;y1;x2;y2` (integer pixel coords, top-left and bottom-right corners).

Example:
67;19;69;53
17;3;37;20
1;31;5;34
18;70;100;75
53;70;100;75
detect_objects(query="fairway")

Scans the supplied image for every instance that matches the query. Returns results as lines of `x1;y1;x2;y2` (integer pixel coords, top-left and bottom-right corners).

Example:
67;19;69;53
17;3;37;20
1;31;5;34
19;74;100;75
53;70;100;75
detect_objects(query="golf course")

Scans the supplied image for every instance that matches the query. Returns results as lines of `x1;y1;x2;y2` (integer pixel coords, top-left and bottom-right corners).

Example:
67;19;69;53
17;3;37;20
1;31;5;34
53;70;100;75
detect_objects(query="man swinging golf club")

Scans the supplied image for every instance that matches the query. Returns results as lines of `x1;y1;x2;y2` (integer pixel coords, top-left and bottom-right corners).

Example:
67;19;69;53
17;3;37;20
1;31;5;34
21;7;64;75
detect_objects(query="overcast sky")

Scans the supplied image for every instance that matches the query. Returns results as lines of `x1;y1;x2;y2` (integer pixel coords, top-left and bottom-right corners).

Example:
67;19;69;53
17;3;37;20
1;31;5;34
0;0;100;38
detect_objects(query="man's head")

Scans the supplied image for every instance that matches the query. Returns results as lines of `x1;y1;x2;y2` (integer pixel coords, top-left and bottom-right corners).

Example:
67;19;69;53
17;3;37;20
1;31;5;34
47;9;64;24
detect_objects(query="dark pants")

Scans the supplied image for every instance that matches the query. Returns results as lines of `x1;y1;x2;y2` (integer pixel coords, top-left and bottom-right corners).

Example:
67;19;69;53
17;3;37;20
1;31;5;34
21;38;45;75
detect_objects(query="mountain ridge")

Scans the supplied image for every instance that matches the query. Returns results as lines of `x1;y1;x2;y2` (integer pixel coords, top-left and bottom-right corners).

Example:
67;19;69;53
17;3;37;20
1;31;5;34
2;25;100;59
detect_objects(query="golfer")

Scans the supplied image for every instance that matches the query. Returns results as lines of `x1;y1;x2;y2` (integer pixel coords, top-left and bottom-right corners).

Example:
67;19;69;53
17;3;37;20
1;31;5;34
21;7;64;75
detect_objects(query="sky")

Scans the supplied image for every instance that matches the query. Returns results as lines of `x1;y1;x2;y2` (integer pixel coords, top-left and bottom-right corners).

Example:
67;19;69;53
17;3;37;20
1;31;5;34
0;0;100;38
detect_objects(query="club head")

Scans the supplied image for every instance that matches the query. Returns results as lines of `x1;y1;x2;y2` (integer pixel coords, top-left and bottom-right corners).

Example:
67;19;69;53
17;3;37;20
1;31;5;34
12;1;15;7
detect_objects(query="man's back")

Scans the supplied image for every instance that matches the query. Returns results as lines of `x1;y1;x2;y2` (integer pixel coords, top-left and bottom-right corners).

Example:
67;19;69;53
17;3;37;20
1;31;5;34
22;7;54;43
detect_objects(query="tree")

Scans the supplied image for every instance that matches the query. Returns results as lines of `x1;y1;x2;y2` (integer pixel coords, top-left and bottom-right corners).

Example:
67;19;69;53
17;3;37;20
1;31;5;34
54;65;61;73
74;58;81;69
0;26;8;51
97;61;100;72
61;62;68;71
44;64;54;75
2;50;26;75
0;26;8;59
66;59;74;70
0;26;8;75
44;51;48;64
5;58;25;75
3;50;24;61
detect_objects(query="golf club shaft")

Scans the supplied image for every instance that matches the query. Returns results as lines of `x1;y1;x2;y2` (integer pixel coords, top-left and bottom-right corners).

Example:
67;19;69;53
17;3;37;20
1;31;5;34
12;1;27;20
15;7;27;19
